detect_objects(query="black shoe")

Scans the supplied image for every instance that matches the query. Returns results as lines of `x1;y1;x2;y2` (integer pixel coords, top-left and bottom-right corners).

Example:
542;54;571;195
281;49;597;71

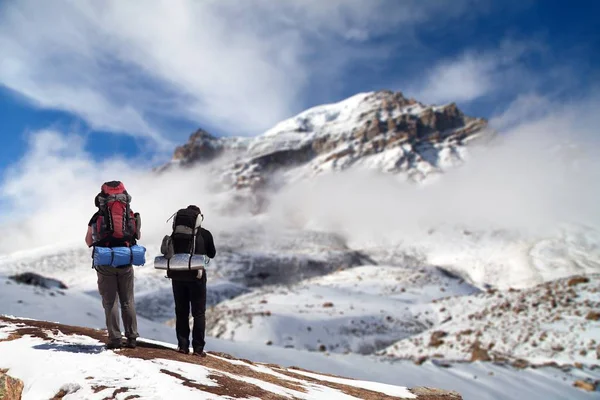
106;341;122;350
193;348;206;357
177;347;190;354
124;338;137;349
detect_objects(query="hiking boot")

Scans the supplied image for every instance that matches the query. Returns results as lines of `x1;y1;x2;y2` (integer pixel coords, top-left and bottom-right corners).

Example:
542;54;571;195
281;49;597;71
124;338;137;349
106;341;122;350
193;348;206;358
177;347;190;354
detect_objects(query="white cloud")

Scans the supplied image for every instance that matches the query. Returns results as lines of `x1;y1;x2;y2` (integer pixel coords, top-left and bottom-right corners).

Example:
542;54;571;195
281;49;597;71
409;41;541;105
0;0;493;144
0;129;241;252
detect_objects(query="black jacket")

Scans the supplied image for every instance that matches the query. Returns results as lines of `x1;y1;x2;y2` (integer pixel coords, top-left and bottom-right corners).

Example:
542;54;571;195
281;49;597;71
167;228;216;281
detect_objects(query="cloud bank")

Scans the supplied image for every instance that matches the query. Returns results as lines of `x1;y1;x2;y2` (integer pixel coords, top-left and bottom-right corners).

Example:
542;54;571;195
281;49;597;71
0;0;495;144
409;41;547;105
0;130;229;252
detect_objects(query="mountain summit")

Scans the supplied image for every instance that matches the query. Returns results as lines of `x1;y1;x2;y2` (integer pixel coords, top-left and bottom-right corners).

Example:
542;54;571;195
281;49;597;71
167;90;489;190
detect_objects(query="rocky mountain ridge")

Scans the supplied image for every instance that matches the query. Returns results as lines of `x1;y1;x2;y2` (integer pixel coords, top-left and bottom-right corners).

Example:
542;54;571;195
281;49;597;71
165;90;489;191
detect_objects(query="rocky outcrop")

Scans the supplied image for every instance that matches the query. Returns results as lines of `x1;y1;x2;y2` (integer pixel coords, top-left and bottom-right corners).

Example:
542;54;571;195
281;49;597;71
470;342;492;362
9;272;68;290
573;380;597;392
172;128;225;165
0;369;24;400
411;387;463;400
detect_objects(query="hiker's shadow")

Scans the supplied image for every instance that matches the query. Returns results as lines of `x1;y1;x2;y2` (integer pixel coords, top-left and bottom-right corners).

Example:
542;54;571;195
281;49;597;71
33;342;105;354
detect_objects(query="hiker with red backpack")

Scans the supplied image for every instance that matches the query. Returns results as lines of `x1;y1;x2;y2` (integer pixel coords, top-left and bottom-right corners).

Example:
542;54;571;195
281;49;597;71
85;181;144;350
159;205;216;356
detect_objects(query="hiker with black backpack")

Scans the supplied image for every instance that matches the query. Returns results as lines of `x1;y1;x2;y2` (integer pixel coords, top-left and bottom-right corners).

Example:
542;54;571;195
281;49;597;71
85;181;143;350
160;205;216;356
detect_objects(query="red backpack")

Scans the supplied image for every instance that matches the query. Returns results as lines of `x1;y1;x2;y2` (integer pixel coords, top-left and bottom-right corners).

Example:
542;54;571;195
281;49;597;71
92;181;141;247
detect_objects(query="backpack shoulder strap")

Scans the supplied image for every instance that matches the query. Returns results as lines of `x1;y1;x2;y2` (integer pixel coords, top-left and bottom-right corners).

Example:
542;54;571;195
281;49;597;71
183;213;203;269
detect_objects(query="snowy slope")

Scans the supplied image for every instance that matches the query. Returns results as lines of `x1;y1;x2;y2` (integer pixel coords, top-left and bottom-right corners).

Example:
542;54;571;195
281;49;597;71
204;265;479;354
2;316;599;400
381;274;600;367
0;274;178;344
360;224;600;290
0;317;421;400
0;225;370;322
2;275;599;399
204;264;600;368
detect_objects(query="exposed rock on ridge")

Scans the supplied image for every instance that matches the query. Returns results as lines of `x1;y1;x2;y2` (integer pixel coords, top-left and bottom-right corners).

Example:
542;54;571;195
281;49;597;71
165;90;489;191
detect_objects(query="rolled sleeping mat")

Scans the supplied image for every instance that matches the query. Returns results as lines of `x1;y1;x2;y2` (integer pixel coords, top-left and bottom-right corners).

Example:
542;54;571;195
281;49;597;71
93;245;147;267
154;253;208;270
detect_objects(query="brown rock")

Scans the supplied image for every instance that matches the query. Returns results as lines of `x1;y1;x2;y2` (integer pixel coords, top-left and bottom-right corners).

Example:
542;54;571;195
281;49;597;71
470;342;491;362
568;276;590;287
387;118;397;133
573;380;596;392
511;359;530;369
539;361;559;369
585;311;600;321
429;331;448;347
414;356;428;366
0;369;24;400
513;305;526;314
322;302;334;308
410;387;463;400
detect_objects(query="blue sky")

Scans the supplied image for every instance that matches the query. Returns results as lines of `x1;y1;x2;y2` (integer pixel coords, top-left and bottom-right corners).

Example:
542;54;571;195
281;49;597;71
0;0;598;174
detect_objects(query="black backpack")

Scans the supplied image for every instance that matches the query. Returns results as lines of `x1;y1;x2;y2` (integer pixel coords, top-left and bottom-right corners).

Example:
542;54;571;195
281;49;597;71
170;206;203;254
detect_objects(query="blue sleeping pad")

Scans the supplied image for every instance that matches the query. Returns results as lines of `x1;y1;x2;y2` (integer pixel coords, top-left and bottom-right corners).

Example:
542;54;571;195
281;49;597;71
93;245;146;267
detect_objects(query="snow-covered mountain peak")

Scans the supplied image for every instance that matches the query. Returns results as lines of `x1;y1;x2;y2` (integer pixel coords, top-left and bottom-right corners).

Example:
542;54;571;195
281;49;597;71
259;90;460;143
166;90;489;193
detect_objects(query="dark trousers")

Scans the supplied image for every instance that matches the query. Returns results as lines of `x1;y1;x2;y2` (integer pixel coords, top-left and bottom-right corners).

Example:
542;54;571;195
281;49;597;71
172;272;207;351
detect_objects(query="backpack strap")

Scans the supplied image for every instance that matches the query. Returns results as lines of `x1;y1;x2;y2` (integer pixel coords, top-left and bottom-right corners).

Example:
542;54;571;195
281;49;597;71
104;204;114;233
188;213;203;270
125;202;132;245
